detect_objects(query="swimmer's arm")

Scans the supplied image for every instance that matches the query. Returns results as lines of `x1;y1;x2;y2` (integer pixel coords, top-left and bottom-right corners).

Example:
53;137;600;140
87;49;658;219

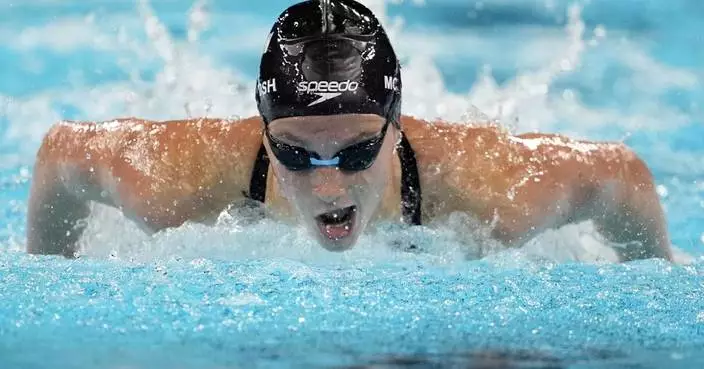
26;118;167;256
26;127;95;257
485;134;672;261
589;152;673;261
26;117;265;256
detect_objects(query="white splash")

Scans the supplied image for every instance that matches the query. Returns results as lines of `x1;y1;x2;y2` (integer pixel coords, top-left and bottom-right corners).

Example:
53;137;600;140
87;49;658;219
507;135;607;153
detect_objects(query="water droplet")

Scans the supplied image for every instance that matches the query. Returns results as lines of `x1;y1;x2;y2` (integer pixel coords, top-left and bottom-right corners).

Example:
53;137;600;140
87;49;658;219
562;89;575;101
656;185;668;197
560;59;573;71
594;25;607;39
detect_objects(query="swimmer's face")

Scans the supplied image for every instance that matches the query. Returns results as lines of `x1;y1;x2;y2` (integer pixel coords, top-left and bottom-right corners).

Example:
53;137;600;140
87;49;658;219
264;114;399;251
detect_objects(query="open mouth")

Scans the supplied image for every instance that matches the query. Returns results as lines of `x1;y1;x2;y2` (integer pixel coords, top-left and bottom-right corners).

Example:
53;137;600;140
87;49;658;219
315;205;357;240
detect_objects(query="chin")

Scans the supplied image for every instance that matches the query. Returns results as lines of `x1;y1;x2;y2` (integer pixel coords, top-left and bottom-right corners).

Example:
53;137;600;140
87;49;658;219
315;233;359;252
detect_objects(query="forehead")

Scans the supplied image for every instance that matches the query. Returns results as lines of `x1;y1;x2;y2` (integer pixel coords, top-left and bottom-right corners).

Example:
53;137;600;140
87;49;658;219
268;114;385;140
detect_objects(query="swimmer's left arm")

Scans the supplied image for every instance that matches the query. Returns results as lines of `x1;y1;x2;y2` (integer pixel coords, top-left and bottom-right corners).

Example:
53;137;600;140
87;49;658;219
588;149;673;261
483;133;673;262
529;140;674;261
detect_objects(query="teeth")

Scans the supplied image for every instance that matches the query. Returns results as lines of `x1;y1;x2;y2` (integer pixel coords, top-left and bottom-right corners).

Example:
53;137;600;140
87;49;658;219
318;206;355;225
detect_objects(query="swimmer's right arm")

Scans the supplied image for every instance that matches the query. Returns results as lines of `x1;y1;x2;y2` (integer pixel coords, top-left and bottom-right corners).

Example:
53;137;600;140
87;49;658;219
26;123;96;257
26;117;265;257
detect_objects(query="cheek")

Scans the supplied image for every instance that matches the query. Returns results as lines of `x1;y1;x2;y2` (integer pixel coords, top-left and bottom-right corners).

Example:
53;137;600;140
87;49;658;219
290;174;315;198
368;140;396;180
271;163;310;198
356;154;393;194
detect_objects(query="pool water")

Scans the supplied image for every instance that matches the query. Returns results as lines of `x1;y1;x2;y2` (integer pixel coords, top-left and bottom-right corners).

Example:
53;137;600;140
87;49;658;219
1;0;703;368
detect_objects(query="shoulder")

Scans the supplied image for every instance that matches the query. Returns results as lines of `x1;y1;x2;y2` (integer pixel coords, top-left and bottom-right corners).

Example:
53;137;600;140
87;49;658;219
37;116;265;179
399;116;517;186
399;116;640;216
399;115;514;218
46;116;262;139
509;132;644;181
401;114;631;169
42;116;263;151
400;115;507;162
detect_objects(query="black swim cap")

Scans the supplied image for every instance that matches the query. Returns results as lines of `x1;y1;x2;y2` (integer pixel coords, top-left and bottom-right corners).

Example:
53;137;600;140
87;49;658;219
256;0;402;128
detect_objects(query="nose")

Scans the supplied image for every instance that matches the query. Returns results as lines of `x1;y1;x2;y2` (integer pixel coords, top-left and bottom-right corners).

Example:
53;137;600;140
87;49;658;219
311;166;347;203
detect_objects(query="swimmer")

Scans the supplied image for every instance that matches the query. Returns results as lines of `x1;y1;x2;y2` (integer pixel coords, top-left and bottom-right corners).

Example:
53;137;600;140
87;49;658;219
26;0;673;261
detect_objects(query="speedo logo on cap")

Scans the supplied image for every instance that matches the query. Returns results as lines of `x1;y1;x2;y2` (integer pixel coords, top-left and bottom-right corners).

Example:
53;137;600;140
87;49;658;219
297;80;359;93
297;80;359;107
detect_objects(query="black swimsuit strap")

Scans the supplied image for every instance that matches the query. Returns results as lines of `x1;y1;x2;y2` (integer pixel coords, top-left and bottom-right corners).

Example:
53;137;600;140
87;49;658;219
397;134;422;225
247;133;422;225
246;143;269;203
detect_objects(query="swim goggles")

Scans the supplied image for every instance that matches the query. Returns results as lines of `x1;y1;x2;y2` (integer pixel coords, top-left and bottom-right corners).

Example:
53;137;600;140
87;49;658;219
265;120;390;172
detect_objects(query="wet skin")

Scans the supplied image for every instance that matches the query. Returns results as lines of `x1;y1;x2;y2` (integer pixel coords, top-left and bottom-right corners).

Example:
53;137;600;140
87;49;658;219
262;116;400;251
26;114;673;261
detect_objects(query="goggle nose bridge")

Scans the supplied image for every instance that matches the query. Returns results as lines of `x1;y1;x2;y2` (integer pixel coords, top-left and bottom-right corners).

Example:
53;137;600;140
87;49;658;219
310;157;341;167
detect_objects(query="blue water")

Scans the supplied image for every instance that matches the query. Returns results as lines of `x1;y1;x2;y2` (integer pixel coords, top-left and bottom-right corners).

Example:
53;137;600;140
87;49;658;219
1;0;703;368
